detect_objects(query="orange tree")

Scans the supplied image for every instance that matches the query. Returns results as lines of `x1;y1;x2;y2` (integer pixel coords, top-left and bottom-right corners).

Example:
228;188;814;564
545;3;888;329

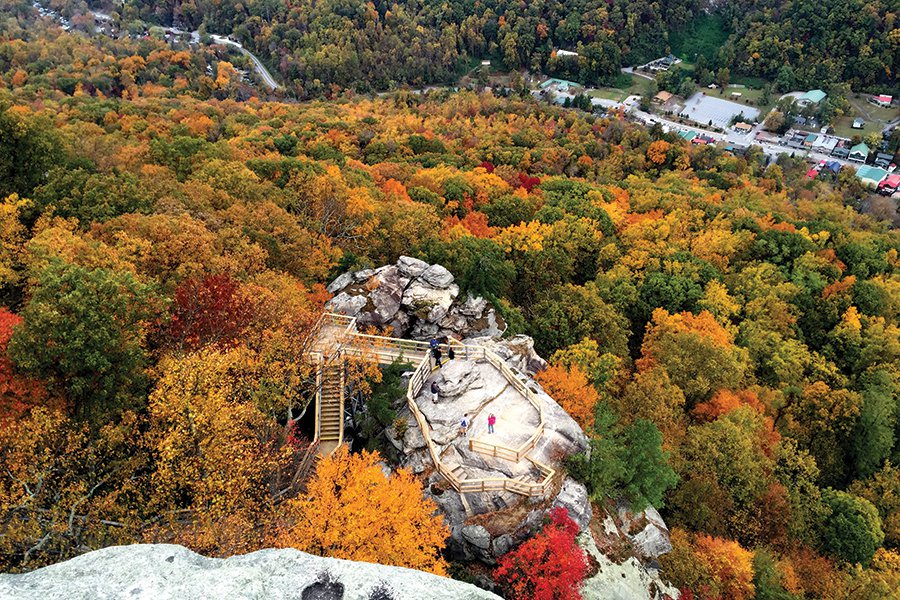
274;446;449;575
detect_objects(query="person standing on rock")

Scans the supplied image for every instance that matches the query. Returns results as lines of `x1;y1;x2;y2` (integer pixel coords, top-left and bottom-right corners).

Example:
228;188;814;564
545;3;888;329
459;414;469;437
488;413;496;434
431;380;439;404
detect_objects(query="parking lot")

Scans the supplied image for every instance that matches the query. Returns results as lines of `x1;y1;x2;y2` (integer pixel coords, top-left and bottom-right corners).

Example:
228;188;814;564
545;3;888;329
680;92;760;129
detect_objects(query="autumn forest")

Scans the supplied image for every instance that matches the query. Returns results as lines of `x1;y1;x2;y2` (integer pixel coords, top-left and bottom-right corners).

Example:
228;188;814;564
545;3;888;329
0;3;899;600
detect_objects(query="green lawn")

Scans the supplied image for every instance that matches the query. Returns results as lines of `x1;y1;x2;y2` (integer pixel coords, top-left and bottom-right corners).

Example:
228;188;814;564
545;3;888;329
718;85;773;114
831;97;899;138
586;75;652;102
832;117;886;139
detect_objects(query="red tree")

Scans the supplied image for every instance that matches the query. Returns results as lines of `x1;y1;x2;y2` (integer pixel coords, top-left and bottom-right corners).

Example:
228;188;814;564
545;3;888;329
168;274;255;351
493;507;590;600
0;308;53;427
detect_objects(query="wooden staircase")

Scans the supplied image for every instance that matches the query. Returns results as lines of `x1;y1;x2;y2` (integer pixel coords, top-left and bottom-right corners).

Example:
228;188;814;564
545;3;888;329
316;362;345;456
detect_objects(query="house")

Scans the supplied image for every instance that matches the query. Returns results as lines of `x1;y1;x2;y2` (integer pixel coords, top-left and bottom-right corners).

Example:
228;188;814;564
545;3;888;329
849;143;870;163
555;49;579;58
832;145;850;159
679;130;698;142
872;95;893;107
856;165;888;187
874;152;894;168
878;174;900;195
653;91;673;104
804;133;818;147
806;166;820;179
793;115;808;126
799;89;827;105
733;122;753;133
852;118;865;129
823;160;842;174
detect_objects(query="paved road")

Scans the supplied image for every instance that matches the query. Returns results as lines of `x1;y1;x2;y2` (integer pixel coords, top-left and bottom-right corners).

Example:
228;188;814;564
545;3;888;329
208;35;281;90
34;2;281;91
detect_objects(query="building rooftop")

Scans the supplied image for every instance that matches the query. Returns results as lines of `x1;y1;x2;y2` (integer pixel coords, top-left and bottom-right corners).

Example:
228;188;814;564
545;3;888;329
801;89;827;103
850;143;871;156
856;165;888;183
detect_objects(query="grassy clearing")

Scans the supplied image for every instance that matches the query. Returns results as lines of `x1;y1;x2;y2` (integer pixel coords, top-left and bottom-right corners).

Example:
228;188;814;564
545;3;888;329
832;117;885;139
586;73;652;102
669;14;729;63
718;85;773;113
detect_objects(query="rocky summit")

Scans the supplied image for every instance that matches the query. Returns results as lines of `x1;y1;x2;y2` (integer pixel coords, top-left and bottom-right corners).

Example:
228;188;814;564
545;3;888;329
326;256;506;340
0;544;502;600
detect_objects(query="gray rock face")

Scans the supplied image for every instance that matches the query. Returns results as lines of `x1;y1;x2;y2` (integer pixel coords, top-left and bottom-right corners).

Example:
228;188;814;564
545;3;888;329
552;478;594;531
325;257;505;340
579;533;679;600
614;504;673;560
0;544;502;600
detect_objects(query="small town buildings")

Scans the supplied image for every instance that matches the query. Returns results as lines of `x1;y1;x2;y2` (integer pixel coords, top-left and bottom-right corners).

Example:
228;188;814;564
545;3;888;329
804;133;818;147
813;136;839;154
878;174;900;195
653;91;673;104
832;145;851;159
872;95;893;107
733;122;753;133
852;118;865;129
874;152;895;168
799;89;827;105
539;78;579;93
679;130;698;142
849;143;870;163
856;165;888;187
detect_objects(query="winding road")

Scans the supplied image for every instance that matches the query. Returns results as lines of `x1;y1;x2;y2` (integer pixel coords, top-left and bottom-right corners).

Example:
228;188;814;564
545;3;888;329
33;2;282;91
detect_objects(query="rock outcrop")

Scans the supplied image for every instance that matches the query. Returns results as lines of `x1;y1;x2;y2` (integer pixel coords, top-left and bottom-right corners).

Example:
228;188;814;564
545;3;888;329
326;257;505;340
382;339;590;564
324;260;675;598
0;544;502;600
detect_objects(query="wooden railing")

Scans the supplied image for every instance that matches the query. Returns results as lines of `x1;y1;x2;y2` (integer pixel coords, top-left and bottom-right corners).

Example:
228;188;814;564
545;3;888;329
309;312;557;497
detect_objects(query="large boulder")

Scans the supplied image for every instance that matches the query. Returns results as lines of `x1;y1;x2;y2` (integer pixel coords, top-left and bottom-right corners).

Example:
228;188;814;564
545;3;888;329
0;544;502;600
325;257;505;340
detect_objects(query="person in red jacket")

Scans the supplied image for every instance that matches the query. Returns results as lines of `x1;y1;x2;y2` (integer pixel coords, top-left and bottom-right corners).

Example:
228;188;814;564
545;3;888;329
488;413;496;434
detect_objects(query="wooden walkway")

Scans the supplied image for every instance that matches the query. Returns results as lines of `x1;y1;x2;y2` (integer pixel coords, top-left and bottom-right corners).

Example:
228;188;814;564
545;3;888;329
308;313;556;497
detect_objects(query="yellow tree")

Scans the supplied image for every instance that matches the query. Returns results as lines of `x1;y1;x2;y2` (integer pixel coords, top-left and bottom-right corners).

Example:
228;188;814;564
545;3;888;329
146;348;290;555
274;446;449;575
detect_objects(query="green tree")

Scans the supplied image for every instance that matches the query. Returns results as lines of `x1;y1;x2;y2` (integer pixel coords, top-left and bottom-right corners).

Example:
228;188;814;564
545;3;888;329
8;260;161;423
821;489;885;566
568;403;677;511
852;370;897;480
0;103;61;199
531;283;629;358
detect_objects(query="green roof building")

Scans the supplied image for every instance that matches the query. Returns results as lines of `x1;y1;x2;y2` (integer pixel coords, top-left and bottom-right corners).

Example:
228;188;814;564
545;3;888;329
856;165;888;187
801;89;827;104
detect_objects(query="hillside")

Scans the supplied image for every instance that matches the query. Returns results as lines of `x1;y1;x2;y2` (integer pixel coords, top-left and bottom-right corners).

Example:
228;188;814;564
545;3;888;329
0;4;899;599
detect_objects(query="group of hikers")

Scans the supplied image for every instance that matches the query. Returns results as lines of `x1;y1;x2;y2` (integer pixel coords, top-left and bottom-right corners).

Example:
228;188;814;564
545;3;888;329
456;412;495;437
427;337;497;438
429;337;455;368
